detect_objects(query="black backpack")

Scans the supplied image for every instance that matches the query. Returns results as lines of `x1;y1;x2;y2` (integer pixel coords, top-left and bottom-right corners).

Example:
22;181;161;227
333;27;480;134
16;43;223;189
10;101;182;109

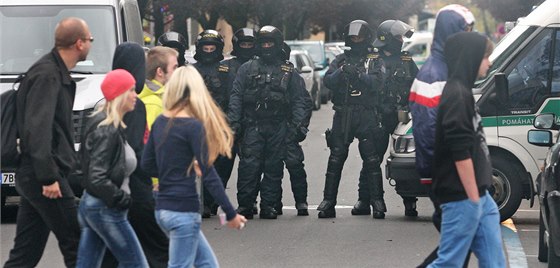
1;74;25;168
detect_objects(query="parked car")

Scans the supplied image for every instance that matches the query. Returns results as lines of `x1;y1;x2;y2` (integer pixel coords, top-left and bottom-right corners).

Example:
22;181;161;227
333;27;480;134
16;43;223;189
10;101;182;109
527;113;560;267
290;50;321;110
285;40;330;104
402;32;433;68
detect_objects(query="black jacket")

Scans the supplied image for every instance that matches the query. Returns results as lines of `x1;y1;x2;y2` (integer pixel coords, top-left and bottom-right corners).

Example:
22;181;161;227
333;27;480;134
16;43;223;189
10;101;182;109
79;112;131;209
432;32;492;203
16;49;76;186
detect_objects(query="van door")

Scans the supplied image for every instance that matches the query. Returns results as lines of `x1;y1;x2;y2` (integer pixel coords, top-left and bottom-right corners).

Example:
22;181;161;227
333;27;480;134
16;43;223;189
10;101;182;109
499;28;560;164
120;0;143;44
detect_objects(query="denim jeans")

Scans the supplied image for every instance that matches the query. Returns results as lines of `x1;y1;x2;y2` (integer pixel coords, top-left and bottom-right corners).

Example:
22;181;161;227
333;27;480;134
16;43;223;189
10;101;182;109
77;192;148;268
428;191;506;268
155;210;218;268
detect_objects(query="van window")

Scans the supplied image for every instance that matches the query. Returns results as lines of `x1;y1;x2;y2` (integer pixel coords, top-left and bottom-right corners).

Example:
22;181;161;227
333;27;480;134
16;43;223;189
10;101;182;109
552;30;560;93
0;6;117;75
507;29;554;110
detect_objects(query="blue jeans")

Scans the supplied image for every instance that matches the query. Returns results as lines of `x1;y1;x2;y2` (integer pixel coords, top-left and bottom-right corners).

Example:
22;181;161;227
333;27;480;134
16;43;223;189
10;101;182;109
77;192;148;268
428;191;505;268
155;210;218;268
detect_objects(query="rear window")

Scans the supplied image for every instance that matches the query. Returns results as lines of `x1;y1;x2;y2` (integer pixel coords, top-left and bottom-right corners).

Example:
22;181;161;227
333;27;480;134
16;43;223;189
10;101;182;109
0;5;117;75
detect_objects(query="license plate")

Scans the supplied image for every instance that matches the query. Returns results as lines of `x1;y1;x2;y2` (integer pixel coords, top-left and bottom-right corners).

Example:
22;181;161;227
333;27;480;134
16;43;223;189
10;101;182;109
2;173;15;185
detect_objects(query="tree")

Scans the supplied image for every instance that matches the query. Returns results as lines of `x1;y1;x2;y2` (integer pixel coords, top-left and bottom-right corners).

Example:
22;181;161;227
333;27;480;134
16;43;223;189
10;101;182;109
473;0;541;21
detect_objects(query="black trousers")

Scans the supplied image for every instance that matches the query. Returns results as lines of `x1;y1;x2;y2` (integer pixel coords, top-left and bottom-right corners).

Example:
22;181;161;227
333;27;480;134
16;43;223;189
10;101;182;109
237;122;286;210
279;141;308;204
101;200;169;268
4;170;80;268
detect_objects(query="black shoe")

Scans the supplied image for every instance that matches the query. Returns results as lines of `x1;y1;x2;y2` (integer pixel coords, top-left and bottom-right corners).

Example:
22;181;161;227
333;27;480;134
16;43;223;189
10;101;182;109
317;200;336;218
404;201;418;217
275;202;283;215
372;200;387;219
296;202;309;216
259;208;278;219
351;200;371;215
236;207;254;220
202;205;211;218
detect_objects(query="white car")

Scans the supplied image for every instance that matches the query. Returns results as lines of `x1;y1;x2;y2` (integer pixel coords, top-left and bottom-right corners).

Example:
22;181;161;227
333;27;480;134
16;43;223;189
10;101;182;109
290;50;321;110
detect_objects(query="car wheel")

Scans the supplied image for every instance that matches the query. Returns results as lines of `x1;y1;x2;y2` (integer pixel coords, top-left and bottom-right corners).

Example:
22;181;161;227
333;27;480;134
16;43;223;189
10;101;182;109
539;210;549;262
313;83;321;110
489;156;524;221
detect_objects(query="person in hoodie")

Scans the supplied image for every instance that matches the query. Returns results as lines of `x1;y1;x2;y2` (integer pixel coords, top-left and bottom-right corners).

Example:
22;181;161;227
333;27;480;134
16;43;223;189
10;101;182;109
192;30;237;218
101;42;169;268
428;32;505;268
408;5;475;267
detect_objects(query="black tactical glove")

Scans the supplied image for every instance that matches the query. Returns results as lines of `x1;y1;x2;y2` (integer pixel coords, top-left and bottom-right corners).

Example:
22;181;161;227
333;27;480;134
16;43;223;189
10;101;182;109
342;64;360;79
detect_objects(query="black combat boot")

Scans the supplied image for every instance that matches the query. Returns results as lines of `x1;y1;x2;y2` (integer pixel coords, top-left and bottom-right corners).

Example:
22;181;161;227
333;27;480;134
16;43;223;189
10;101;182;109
259;207;278;219
404;198;418;217
296;202;309;216
236;206;254;220
317;171;341;218
351;200;371;215
372;200;387;219
275;202;283;215
202;205;211;218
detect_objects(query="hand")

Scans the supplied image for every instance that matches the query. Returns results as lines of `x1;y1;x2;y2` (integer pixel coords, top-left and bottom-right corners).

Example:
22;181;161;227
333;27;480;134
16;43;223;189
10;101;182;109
227;214;248;230
152;182;159;192
42;181;62;199
342;64;359;77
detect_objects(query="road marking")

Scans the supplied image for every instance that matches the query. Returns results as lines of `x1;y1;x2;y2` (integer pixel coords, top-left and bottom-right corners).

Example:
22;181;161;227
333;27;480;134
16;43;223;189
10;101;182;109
282;205;354;210
502;219;528;268
516;209;539;212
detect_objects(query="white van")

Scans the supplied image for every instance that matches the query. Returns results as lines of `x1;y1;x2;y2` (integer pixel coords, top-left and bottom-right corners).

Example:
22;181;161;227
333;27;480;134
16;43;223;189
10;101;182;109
387;0;560;221
0;0;144;207
402;32;433;68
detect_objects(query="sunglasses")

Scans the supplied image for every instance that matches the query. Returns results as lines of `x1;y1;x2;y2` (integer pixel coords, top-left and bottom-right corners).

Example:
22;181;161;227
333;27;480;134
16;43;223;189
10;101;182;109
82;36;94;43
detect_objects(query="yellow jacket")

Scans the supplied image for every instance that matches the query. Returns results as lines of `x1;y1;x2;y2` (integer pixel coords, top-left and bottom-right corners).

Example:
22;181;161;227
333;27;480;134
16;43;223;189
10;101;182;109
138;79;164;130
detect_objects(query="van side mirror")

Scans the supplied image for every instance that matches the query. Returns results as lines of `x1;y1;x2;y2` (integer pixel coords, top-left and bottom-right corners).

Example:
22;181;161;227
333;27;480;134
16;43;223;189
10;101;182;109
527;129;554;147
534;113;560;130
301;66;313;74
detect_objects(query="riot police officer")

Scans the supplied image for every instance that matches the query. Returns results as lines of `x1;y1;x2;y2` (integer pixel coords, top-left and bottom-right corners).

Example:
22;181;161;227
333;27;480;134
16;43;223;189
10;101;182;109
228;26;309;219
192;30;236;217
222;28;257;75
157;31;188;66
353;20;419;217
275;42;313;216
317;20;386;219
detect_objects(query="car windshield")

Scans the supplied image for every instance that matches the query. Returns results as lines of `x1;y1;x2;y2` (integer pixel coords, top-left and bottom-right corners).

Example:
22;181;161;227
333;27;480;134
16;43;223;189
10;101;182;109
288;43;324;65
0;6;117;75
475;25;536;89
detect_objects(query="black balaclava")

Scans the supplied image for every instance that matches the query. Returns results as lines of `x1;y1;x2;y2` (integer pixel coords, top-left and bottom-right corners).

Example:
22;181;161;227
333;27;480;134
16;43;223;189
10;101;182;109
259;38;281;63
444;32;487;88
112;42;146;93
231;28;256;62
344;20;373;58
194;30;225;64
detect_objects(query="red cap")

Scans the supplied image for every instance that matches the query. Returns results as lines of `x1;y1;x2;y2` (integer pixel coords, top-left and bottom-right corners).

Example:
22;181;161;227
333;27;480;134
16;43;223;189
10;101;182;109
101;69;135;101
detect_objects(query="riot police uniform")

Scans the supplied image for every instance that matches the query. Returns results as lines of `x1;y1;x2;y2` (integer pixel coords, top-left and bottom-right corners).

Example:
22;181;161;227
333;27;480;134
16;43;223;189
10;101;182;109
317;20;386;219
353;20;419;217
228;26;309;219
192;30;236;217
157;31;188;66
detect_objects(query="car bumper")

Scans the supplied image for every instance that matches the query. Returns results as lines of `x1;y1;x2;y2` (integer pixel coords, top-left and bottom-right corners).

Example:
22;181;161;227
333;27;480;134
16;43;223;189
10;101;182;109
386;156;429;197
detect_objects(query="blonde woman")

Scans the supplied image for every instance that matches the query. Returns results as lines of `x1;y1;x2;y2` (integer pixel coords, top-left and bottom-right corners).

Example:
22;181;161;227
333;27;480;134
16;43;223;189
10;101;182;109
142;66;246;268
76;69;148;268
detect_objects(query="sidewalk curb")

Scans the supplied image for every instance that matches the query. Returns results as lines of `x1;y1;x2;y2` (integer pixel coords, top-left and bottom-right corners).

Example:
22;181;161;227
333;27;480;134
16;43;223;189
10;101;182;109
502;219;528;268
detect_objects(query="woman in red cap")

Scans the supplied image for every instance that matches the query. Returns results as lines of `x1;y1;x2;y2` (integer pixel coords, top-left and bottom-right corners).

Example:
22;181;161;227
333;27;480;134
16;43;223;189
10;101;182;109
76;69;148;267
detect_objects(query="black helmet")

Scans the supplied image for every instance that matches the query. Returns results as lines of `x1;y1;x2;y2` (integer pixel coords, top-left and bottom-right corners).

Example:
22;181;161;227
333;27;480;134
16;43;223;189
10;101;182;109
194;30;224;63
157;31;187;65
231;28;256;60
343;20;373;44
256;26;284;62
281;42;291;61
373;20;414;50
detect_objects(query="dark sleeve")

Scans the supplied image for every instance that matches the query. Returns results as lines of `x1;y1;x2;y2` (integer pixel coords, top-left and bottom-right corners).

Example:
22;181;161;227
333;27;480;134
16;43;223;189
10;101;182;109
227;64;248;127
85;128;130;209
358;57;385;91
141;125;159;178
291;73;313;128
440;84;475;161
22;71;61;185
323;55;346;91
189;122;236;220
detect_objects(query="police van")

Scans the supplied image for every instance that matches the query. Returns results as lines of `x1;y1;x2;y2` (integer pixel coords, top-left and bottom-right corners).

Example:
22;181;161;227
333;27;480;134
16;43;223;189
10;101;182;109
0;0;144;208
387;0;560;221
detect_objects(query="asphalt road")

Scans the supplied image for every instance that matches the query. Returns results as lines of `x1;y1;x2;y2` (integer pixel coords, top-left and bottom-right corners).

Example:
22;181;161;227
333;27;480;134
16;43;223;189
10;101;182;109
0;102;547;267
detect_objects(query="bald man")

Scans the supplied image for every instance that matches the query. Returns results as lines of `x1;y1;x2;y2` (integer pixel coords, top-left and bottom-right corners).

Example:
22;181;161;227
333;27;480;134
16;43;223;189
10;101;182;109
4;17;92;268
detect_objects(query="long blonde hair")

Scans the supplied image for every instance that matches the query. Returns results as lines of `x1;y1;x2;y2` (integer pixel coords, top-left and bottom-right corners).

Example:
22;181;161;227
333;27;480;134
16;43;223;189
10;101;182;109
162;65;233;165
93;92;129;129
